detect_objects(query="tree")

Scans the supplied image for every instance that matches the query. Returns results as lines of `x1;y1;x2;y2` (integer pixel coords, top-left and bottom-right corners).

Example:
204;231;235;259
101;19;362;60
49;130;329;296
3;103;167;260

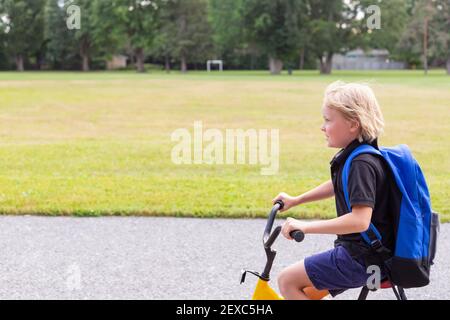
45;0;104;71
70;0;99;71
208;0;246;68
305;0;363;74
113;0;163;73
242;0;307;74
90;0;124;65
45;0;123;71
156;0;213;73
0;0;45;71
243;0;306;74
432;0;450;74
0;28;9;69
151;0;180;72
360;0;409;55
174;0;213;72
44;0;77;70
398;0;450;74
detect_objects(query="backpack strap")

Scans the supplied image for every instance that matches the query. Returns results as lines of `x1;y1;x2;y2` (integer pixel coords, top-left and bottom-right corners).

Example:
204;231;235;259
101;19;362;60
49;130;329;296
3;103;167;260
342;144;385;249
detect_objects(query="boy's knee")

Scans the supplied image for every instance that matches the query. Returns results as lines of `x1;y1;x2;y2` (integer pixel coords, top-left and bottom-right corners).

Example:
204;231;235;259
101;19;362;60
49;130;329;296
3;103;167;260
278;263;311;293
277;268;293;293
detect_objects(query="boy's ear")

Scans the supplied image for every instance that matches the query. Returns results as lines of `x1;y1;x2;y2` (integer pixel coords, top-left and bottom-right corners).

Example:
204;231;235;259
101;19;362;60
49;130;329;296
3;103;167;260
350;120;361;132
349;120;360;132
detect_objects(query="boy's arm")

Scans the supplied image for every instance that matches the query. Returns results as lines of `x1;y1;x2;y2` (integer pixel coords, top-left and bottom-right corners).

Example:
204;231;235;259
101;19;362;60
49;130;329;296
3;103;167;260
282;205;372;239
295;179;334;205
273;180;334;212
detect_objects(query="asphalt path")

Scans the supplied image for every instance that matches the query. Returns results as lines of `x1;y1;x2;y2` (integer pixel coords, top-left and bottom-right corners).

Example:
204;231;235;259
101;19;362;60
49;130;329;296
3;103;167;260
0;216;447;300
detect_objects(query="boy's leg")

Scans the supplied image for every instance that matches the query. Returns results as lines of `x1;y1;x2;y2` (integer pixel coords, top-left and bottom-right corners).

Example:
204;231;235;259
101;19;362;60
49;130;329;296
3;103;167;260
277;259;324;300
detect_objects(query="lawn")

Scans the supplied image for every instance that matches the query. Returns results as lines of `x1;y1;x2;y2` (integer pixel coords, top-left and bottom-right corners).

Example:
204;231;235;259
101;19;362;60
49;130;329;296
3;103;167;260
0;70;449;221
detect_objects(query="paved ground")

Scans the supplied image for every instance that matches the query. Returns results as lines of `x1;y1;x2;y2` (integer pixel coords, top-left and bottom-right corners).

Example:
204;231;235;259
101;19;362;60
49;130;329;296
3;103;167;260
0;216;447;300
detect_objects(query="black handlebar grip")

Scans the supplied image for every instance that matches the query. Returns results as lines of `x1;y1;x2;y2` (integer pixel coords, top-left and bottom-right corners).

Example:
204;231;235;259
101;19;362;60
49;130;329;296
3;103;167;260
275;199;284;210
289;230;305;242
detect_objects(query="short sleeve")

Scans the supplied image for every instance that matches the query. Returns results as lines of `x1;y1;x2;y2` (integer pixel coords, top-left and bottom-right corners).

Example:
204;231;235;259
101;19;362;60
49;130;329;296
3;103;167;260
347;160;377;209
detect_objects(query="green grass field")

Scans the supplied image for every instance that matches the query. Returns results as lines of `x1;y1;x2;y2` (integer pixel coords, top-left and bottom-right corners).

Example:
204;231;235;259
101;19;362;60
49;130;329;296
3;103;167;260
0;70;449;221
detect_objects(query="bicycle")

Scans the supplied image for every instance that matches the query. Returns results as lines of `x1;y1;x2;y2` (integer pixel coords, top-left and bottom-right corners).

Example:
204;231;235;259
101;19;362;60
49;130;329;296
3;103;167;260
240;200;407;300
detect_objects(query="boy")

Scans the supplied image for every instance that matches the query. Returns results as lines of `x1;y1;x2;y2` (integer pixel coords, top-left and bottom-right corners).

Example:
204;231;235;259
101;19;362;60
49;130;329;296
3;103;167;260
273;81;400;300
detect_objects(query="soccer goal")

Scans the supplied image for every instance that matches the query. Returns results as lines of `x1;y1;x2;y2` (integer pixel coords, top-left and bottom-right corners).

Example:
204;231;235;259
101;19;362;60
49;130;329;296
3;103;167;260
206;60;223;72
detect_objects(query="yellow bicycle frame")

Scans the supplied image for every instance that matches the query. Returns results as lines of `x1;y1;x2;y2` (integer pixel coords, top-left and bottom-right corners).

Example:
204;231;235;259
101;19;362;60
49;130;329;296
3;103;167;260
252;278;283;300
252;278;329;300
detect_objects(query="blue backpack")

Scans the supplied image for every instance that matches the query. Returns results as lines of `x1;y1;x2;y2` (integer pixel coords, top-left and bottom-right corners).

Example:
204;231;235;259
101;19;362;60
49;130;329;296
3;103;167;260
342;144;439;288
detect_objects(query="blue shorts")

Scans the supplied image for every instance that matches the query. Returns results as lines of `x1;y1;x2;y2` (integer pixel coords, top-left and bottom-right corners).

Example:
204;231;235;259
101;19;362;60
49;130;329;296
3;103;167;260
304;245;370;297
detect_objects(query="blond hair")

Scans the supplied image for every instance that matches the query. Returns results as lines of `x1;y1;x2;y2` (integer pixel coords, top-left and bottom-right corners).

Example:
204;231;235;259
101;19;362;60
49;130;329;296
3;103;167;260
323;81;384;143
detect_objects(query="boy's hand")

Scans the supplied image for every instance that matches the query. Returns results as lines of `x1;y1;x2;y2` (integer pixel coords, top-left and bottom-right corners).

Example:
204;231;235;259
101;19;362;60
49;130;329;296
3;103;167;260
281;217;309;240
272;192;297;212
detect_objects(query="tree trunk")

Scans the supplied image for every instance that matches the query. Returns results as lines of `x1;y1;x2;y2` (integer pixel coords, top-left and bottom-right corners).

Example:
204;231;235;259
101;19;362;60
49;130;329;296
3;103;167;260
269;57;283;75
15;54;24;71
299;48;305;70
319;53;333;75
446;57;450;75
250;54;255;70
181;54;187;73
423;15;428;75
326;54;333;74
165;55;171;73
135;48;145;73
126;41;135;66
81;54;89;71
35;52;42;70
80;41;90;71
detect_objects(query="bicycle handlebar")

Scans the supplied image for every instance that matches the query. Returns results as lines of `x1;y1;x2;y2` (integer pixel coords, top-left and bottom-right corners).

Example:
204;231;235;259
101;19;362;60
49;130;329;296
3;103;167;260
263;200;283;247
263;200;305;247
289;230;305;242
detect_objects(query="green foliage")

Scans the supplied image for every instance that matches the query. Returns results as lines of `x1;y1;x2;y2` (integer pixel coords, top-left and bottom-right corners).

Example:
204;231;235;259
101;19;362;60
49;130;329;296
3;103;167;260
1;0;449;73
151;0;213;71
208;0;245;60
0;0;45;69
242;0;307;61
44;0;77;69
113;0;161;51
360;0;409;54
397;0;450;68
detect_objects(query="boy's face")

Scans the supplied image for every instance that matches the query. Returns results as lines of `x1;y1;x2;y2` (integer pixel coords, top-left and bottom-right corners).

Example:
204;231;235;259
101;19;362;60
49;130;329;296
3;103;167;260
321;106;359;148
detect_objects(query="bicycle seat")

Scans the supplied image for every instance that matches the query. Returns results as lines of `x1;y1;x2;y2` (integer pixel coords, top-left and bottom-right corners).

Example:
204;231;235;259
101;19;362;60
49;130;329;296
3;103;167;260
380;279;393;289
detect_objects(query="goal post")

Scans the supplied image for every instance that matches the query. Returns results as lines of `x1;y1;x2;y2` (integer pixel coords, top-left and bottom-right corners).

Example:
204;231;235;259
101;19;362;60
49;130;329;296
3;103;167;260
206;60;223;72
